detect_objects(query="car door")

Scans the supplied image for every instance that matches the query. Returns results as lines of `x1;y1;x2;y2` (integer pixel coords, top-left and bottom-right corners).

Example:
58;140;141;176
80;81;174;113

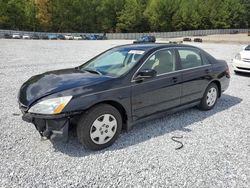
131;48;182;120
176;48;212;104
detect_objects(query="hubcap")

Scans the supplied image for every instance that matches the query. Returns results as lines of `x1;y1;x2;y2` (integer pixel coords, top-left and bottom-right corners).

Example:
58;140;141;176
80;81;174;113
206;87;217;107
90;114;117;145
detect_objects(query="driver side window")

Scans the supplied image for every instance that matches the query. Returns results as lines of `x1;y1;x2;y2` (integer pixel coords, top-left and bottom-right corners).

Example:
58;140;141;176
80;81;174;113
140;49;176;75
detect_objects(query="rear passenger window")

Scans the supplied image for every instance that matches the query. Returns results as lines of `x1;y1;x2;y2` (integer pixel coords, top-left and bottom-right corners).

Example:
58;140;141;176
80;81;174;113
178;49;203;69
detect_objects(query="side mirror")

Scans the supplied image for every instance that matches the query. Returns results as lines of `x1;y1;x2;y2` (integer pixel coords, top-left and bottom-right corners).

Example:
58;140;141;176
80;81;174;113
135;69;157;81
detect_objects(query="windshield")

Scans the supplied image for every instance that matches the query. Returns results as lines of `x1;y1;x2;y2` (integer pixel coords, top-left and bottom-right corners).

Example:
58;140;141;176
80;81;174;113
245;45;250;51
79;48;145;77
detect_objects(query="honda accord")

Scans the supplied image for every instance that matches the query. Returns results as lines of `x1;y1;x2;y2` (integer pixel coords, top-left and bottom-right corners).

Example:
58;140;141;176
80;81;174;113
18;43;230;150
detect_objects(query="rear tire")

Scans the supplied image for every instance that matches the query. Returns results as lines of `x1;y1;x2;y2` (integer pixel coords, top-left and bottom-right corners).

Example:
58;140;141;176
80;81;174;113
77;104;122;150
198;83;218;111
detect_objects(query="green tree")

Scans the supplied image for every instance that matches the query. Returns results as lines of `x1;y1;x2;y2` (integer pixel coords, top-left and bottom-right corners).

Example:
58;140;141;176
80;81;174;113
241;0;250;27
145;0;180;31
172;0;202;30
24;0;38;31
35;0;52;31
223;0;247;28
0;0;248;32
117;0;148;32
97;0;125;32
0;0;26;30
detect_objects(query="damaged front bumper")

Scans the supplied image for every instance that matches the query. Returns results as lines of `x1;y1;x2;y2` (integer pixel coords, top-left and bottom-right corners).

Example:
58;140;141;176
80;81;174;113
22;112;81;141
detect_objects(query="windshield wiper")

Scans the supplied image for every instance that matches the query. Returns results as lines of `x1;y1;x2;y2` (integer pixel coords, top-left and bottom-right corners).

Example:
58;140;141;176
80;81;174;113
82;68;102;75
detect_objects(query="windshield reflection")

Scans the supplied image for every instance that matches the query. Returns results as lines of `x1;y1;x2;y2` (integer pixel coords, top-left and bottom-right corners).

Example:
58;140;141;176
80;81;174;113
80;48;145;77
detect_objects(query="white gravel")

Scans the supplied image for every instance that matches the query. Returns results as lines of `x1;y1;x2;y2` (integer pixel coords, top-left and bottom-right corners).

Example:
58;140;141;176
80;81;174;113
0;39;249;187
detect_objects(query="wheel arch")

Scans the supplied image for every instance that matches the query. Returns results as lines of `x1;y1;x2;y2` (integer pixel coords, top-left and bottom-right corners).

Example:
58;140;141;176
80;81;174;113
210;80;221;98
90;100;128;130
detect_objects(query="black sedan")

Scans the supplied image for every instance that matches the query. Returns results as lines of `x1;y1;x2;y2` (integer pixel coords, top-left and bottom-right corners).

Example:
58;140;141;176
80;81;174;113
18;44;230;150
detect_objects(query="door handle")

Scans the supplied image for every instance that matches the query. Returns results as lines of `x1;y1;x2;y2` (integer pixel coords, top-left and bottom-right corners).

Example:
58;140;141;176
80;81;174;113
172;77;178;83
205;69;211;74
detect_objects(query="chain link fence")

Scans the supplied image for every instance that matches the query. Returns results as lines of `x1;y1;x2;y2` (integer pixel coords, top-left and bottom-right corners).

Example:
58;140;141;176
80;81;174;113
0;28;248;39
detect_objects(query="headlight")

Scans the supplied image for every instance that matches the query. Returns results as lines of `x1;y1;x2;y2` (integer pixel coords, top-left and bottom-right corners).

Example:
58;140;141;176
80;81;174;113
235;53;241;60
28;96;72;114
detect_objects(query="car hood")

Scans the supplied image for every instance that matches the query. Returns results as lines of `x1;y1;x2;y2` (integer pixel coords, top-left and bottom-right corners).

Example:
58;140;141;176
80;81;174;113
240;50;250;59
19;68;112;106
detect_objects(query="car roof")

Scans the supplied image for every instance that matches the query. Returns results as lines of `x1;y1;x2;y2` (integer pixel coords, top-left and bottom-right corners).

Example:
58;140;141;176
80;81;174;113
114;43;199;51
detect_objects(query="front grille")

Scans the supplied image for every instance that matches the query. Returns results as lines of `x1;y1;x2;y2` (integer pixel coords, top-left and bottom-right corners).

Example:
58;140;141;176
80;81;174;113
242;58;250;63
237;67;250;71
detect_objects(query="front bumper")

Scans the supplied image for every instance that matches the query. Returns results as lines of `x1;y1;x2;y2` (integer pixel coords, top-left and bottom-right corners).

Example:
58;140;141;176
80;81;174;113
22;111;81;141
232;59;250;73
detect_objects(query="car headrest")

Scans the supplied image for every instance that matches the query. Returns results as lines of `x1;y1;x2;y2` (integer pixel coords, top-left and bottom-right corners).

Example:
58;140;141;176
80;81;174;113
156;51;172;64
186;54;198;63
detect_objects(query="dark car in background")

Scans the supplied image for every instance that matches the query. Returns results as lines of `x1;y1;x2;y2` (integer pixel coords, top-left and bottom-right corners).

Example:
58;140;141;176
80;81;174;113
18;43;230;150
40;34;49;40
87;34;98;40
85;34;107;40
96;34;107;40
183;37;192;42
57;34;65;40
4;33;12;39
31;34;40;40
48;34;57;40
133;35;156;44
194;38;203;43
80;34;88;40
230;30;239;34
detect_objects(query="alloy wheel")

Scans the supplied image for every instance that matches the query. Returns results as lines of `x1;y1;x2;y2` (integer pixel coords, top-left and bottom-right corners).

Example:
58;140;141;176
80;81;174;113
206;87;217;107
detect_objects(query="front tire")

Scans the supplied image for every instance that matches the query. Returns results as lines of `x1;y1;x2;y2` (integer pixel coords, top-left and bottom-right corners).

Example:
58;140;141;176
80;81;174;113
198;83;218;111
77;104;122;150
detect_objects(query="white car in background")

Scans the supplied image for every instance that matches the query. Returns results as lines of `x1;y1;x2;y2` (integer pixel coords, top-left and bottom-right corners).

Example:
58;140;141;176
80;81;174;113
73;34;82;40
64;34;73;40
22;34;31;39
232;45;250;73
12;33;21;39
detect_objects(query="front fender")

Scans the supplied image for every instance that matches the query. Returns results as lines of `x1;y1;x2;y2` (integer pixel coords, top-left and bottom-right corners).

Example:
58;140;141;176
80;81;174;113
62;85;132;121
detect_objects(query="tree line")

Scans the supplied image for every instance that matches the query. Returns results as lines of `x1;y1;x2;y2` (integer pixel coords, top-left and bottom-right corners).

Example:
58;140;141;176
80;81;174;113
0;0;249;33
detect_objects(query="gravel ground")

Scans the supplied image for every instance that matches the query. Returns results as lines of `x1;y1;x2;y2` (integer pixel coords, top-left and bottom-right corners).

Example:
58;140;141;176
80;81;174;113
0;39;249;187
